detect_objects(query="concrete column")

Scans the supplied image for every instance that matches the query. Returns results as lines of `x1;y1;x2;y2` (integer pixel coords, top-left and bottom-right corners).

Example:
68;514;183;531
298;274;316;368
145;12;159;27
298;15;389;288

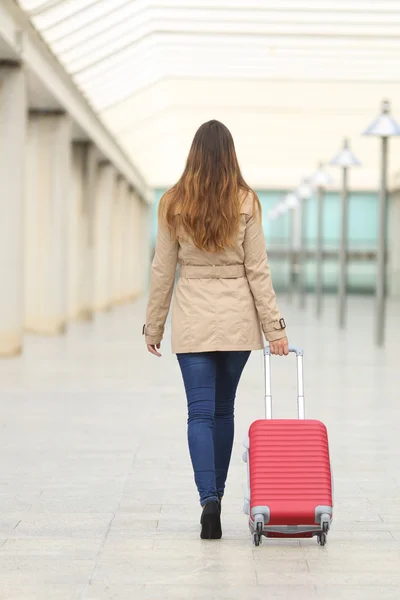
68;144;83;320
125;187;145;302
389;188;400;299
0;65;26;356
121;185;134;303
94;162;116;311
131;191;142;298
68;142;98;320
133;198;150;297
24;112;72;335
138;199;152;296
80;142;98;319
131;191;151;298
111;177;129;304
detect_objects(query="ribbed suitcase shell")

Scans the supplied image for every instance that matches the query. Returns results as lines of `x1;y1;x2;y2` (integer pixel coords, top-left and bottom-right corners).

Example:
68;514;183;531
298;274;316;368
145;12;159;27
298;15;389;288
249;419;332;527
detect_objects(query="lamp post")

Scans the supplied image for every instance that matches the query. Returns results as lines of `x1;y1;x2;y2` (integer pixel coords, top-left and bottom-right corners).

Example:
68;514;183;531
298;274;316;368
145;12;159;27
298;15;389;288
311;164;333;318
270;200;289;296
266;206;278;252
329;139;361;329
363;100;400;347
296;178;313;309
274;200;289;252
284;192;300;302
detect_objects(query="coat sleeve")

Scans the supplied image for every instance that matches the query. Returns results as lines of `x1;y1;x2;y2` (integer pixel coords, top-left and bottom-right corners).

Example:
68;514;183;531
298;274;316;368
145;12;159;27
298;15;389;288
243;211;287;343
143;217;178;346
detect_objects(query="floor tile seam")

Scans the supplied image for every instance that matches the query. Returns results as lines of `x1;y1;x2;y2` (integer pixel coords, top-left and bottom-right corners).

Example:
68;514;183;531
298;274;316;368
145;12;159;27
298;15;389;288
365;497;377;510
78;509;116;596
141;559;219;587
80;450;140;598
88;438;159;548
315;584;400;591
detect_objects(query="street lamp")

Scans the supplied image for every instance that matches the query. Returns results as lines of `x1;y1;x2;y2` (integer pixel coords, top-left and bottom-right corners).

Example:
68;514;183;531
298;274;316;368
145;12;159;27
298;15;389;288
285;192;299;209
284;192;300;302
274;199;289;251
296;178;313;309
267;208;278;221
310;163;333;318
275;201;289;215
329;138;361;329
363;100;400;347
268;200;288;257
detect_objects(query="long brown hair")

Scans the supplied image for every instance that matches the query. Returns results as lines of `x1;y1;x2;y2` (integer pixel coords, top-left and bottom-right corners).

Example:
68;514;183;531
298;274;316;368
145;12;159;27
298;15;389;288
159;120;261;252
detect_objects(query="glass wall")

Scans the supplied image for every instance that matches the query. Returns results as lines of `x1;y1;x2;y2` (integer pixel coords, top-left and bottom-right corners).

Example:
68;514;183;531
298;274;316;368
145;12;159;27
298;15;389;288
153;189;378;294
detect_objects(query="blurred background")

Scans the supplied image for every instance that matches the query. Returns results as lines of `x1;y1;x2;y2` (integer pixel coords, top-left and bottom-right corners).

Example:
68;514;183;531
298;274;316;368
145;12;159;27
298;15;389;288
1;0;400;357
1;6;400;598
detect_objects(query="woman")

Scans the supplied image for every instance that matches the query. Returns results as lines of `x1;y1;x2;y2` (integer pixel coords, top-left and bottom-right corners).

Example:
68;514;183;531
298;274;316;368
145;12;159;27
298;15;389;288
143;120;288;540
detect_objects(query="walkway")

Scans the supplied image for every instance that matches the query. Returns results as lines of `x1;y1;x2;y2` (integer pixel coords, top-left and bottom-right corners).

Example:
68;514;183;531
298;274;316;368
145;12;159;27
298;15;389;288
0;296;399;600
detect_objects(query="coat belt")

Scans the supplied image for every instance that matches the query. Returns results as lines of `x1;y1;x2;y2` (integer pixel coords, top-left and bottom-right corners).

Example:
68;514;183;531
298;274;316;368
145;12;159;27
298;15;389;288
179;264;246;279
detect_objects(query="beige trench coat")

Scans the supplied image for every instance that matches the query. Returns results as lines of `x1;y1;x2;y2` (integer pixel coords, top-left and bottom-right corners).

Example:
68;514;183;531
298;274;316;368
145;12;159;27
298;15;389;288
143;193;287;353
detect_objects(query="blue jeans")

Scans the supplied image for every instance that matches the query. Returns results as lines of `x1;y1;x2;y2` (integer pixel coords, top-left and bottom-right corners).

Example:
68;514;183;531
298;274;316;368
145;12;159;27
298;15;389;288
177;351;251;506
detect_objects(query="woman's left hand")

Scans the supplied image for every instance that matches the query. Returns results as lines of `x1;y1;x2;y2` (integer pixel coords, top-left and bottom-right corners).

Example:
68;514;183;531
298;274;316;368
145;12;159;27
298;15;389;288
270;336;289;356
147;343;162;357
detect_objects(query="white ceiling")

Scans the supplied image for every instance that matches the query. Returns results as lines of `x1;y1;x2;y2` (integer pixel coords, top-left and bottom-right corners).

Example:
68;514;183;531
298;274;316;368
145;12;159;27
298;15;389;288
17;0;400;190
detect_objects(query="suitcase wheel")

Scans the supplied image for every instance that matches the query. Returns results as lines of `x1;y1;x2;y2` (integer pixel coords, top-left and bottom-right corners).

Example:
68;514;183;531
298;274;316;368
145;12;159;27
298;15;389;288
253;521;263;546
253;532;262;546
320;513;331;534
317;533;327;546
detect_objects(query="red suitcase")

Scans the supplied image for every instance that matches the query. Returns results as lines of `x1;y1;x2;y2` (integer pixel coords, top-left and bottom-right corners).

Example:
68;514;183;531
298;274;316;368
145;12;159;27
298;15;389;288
242;345;333;546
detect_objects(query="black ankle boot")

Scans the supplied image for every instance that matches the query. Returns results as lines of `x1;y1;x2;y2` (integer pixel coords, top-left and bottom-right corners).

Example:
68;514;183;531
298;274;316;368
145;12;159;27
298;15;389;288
200;500;222;540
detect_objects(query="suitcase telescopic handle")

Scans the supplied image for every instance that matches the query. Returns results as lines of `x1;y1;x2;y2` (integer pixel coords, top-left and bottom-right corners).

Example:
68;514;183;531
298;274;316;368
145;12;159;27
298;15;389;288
263;344;305;420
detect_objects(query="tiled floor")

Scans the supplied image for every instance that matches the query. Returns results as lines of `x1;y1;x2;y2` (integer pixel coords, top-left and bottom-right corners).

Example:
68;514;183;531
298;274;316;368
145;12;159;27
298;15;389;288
0;294;399;600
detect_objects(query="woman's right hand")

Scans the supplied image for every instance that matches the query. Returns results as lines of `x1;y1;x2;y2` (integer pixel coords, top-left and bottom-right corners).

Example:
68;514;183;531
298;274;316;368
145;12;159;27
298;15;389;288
147;343;162;357
270;336;289;356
